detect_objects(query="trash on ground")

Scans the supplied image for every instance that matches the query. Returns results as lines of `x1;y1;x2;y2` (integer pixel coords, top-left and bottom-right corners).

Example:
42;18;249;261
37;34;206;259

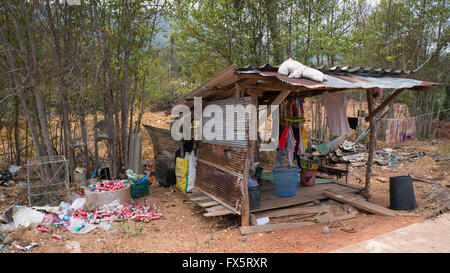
341;226;357;233
256;217;270;226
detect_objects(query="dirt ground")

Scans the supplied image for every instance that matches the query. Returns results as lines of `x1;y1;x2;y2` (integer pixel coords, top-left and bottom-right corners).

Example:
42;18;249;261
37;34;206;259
0;111;449;253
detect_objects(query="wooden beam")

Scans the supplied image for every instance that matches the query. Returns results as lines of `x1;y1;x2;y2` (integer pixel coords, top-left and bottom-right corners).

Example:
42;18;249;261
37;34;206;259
239;215;357;235
323;190;397;216
235;83;242;97
271;90;291;106
254;205;331;219
240;96;258;227
247;89;265;97
190;196;212;202
197;200;220;208
365;88;405;122
204;208;235;217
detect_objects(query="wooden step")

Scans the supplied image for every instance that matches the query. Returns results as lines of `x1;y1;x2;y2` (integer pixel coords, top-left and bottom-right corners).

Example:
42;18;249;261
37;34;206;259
323;190;397;217
197;200;220;208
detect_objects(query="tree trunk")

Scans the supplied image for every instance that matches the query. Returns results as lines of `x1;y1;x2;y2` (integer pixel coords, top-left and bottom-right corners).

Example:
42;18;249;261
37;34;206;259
14;95;21;165
364;89;376;199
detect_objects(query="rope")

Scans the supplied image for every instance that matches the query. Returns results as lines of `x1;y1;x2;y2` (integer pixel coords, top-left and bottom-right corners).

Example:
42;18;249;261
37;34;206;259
378;108;450;120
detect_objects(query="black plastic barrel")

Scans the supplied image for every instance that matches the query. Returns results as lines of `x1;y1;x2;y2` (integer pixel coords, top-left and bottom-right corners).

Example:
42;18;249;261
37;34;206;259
389;175;417;210
249;186;260;210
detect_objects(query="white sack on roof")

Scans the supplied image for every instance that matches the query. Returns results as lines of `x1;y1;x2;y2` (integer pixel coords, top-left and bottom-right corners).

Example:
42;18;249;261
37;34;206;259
301;67;326;82
278;58;326;82
278;58;302;76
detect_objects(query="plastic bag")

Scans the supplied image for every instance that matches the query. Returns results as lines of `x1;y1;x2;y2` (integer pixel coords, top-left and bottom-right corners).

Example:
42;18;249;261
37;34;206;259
67;218;96;234
185;152;197;192
175;157;189;192
41;213;59;227
126;169;145;182
12;206;45;228
70;198;86;210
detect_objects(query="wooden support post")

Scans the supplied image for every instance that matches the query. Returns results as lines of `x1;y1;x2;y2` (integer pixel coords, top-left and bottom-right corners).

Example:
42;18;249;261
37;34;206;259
240;95;258;227
364;89;376;198
365;88;405;122
235;83;242;98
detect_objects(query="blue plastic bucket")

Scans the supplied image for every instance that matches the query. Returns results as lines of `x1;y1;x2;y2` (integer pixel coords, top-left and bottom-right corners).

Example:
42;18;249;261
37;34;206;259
272;166;301;197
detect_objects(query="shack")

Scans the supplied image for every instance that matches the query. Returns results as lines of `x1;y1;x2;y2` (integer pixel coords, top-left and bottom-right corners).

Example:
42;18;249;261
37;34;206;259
156;63;441;228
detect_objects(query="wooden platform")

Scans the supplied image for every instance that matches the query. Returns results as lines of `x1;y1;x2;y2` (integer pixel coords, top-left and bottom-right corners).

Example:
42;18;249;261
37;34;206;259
251;177;362;213
188;178;363;218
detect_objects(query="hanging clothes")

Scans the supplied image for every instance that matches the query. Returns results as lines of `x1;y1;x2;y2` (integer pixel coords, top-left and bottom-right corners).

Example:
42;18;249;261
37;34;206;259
286;127;297;166
279;125;289;149
385;117;417;144
321;92;352;136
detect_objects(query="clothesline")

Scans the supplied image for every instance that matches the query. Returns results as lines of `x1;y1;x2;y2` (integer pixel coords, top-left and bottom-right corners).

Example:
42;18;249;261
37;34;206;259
378;108;450;121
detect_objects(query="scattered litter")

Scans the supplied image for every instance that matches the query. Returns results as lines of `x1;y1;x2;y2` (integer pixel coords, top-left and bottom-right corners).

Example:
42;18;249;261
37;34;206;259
87;180;127;192
36;225;52;233
12;205;45;228
8;165;21;176
0;170;13;184
70;198;86;210
15;242;38;251
322;226;329;234
341;226;357;233
256;217;270;226
52;234;62;240
68;218;96;234
32;205;59;214
377;177;387;182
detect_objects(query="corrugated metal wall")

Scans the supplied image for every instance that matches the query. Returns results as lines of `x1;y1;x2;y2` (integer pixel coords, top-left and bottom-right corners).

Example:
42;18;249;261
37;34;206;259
195;142;247;214
202;97;252;147
195;96;254;214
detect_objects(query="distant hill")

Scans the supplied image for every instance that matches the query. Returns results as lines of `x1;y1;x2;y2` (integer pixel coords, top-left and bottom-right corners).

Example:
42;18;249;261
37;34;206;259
152;17;171;48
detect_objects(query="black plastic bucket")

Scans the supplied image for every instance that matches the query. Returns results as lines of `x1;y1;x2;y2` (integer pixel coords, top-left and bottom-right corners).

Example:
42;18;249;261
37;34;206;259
389;175;417;210
249;186;260;210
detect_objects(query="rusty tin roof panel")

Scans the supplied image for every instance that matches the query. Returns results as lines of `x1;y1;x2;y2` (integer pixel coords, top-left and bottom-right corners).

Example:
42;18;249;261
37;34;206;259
238;70;440;91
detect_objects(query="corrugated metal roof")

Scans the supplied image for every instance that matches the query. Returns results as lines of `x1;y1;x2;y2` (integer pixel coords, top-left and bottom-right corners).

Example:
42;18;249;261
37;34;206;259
175;63;441;106
240;70;439;90
239;63;414;77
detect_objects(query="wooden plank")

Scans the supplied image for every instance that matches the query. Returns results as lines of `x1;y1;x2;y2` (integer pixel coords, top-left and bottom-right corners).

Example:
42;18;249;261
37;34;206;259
204;208;235;217
239;214;356;235
240;221;315;235
197;200;220;208
206;205;228;212
323;190;397;216
271;90;291;106
188;191;205;198
254;205;331;219
197;188;241;215
252;183;361;212
190;196;212;202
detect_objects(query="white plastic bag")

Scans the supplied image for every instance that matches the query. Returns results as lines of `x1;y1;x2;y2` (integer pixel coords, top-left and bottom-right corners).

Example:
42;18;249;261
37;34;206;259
278;58;302;76
12;205;45;228
68;218;96;234
70;198;86;210
185;152;197;192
